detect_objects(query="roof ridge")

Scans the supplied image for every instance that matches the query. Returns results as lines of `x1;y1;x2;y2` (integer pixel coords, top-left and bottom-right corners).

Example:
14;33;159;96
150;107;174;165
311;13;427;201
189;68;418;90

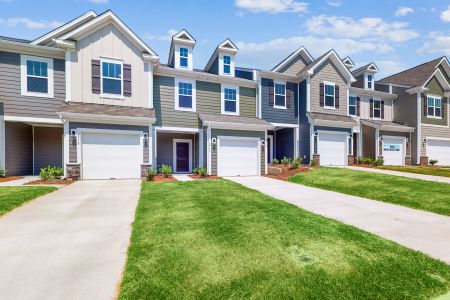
379;56;443;82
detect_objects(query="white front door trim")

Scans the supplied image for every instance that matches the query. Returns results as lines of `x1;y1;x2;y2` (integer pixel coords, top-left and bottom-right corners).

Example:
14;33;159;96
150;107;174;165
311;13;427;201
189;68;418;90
172;139;193;173
267;134;274;163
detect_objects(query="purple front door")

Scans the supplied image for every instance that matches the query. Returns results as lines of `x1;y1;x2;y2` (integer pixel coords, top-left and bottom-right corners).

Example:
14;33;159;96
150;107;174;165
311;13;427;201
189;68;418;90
176;142;189;172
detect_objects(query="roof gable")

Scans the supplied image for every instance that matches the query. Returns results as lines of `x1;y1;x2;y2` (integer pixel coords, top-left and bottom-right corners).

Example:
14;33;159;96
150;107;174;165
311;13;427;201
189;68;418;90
342;56;355;69
272;46;314;73
168;29;196;66
204;38;239;72
351;62;379;77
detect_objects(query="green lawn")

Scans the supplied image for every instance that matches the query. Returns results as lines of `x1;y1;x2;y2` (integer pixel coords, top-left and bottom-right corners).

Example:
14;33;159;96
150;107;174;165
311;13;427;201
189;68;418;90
0;186;57;216
377;165;450;178
288;168;450;216
119;180;450;299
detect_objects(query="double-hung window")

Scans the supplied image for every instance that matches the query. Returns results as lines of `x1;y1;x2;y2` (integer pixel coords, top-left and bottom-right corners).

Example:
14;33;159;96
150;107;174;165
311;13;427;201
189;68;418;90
367;74;373;90
179;47;189;68
373;99;381;118
222;85;239;115
274;82;286;108
223;55;231;75
427;96;442;118
21;55;53;97
349;95;357;116
175;79;195;111
102;60;122;95
324;83;335;108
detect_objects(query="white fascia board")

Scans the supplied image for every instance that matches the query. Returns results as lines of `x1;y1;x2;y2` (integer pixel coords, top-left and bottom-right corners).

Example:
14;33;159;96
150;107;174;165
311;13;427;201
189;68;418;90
424;69;450;91
271;122;299;128
205;121;273;131
272;46;314;72
58;112;156;125
4;115;62;124
0;39;64;58
406;86;428;95
54;39;76;50
308;50;356;83
154;126;199;133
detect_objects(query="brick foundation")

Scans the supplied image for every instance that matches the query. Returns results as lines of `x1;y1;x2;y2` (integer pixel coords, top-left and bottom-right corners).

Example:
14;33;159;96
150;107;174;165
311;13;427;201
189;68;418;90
405;156;412;166
66;164;80;180
141;164;153;177
348;155;355;166
420;156;429;166
312;154;320;166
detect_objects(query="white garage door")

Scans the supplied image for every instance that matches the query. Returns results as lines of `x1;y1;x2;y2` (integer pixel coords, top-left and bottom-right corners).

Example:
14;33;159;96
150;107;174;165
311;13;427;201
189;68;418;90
217;137;259;176
82;132;142;180
427;139;450;166
383;136;405;166
318;132;347;166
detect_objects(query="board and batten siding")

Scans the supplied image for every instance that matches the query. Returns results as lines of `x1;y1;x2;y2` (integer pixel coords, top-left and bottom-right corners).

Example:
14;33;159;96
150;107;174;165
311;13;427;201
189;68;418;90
210;129;265;175
310;59;348;116
70;23;149;107
0;51;65;119
153;75;257;128
261;78;298;124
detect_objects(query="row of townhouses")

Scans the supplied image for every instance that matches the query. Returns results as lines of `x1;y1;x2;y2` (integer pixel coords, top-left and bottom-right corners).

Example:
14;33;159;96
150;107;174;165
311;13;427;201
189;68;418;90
0;10;449;180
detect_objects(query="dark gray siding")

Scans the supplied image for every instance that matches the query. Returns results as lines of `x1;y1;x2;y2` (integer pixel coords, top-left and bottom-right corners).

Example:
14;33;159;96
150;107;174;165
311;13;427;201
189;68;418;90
34;126;63;174
375;83;390;93
261;78;298;124
5;122;32;175
235;68;253;80
156;132;199;170
0;51;65;119
274;128;294;160
298;80;310;163
352;74;364;88
361;124;376;158
209;57;218;75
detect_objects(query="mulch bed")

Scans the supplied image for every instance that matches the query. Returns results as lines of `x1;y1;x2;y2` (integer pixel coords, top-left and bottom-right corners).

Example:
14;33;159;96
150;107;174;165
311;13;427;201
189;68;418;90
25;179;74;185
146;175;177;182
264;164;314;181
0;176;23;183
188;174;221;180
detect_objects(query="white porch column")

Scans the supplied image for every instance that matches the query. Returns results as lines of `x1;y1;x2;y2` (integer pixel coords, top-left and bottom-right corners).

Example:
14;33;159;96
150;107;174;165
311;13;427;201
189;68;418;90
152;127;157;168
0;117;5;170
264;130;268;174
148;125;153;166
375;129;380;160
63;120;70;177
146;63;154;109
199;128;204;168
207;126;211;175
65;50;72;103
294;127;299;158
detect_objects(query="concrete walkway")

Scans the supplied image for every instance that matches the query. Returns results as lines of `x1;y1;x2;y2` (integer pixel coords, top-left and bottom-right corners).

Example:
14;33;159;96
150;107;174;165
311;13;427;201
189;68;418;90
0;179;141;300
0;175;40;186
335;166;450;184
227;176;450;265
173;174;194;181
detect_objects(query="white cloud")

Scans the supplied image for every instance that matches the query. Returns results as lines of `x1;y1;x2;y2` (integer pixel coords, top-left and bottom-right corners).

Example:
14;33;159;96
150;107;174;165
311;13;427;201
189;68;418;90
87;0;109;3
374;60;406;78
418;32;450;55
440;5;450;22
144;29;178;42
327;0;342;7
235;0;308;14
0;17;63;29
395;7;414;17
306;15;419;43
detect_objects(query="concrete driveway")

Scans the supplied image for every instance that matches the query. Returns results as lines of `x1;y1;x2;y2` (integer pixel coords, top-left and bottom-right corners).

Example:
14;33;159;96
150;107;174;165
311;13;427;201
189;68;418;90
228;176;450;265
0;179;141;300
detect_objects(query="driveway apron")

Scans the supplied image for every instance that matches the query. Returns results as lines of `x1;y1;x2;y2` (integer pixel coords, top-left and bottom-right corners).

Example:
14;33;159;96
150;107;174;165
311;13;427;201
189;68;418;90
0;179;141;300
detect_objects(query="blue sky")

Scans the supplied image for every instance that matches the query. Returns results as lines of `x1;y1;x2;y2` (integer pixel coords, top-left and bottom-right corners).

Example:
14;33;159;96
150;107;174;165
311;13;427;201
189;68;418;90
1;0;450;78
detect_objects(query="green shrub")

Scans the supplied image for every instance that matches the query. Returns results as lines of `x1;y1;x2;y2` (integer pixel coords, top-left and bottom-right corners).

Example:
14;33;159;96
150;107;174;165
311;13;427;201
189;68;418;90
196;167;208;177
429;159;438;166
0;168;6;178
356;156;364;165
159;164;173;178
39;166;64;181
146;168;157;181
311;159;318;167
293;156;302;164
290;160;300;169
272;158;279;165
373;159;384;166
281;157;291;166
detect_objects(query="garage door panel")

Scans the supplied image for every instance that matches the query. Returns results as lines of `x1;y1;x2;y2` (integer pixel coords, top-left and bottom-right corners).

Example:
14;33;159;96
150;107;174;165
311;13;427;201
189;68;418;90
383;137;405;166
319;132;347;166
427;139;450;166
218;138;259;177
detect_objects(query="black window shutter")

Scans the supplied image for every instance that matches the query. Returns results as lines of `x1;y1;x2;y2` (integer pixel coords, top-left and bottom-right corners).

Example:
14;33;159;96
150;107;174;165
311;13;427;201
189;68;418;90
268;80;274;106
356;96;360;116
92;59;101;94
286;82;294;108
381;100;385;119
123;63;132;97
335;85;340;108
370;99;374;118
319;83;324;107
423;94;428;117
443;97;447;118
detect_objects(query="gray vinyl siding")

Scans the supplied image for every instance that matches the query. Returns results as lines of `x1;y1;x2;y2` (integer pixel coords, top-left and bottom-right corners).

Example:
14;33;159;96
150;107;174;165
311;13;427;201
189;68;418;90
274;128;294;160
439;65;450;84
153;75;258;128
5;122;33;175
261;78;298;124
208;57;218;75
156;132;199;170
353;74;364;88
298;80;310;163
375;83;390;93
0;51;65;119
68;122;149;164
34;126;63;174
422;76;447;126
278;54;308;76
235;69;253;80
361;124;376;158
310;59;348;116
210;129;265;175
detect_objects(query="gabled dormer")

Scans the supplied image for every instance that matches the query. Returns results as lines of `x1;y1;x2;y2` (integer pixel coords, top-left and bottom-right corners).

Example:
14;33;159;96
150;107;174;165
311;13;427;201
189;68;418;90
272;46;314;76
352;62;379;90
168;29;196;70
342;56;355;70
204;38;238;77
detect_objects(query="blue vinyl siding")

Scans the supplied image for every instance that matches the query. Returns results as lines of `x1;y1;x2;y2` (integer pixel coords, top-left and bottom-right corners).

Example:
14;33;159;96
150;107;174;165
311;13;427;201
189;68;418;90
261;78;298;124
298;80;310;163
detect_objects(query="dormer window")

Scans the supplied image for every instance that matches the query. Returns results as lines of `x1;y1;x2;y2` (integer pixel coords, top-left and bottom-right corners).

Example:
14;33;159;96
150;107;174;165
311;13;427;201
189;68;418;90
366;73;374;90
179;47;189;68
223;55;231;75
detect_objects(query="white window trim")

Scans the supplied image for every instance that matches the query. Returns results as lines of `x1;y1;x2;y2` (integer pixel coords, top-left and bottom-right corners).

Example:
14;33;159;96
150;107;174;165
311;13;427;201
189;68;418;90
100;57;124;100
274;80;287;109
221;84;240;115
426;95;443;119
175;45;193;70
175;78;196;112
348;94;357;116
219;52;235;77
172;139;193;173
323;81;336;110
372;99;382;120
20;54;54;98
365;73;374;90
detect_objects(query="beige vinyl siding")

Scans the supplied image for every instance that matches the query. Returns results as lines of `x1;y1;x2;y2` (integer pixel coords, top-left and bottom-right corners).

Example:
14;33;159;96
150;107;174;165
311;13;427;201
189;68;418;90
70;23;149;107
0;51;65;119
278;55;308;76
422;76;447;126
361;124;376;158
210;129;265;176
310;59;348;116
357;96;394;121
